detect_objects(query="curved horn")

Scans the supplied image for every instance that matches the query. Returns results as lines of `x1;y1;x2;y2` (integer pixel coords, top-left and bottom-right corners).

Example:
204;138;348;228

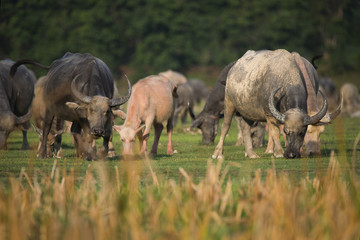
269;88;285;123
321;93;343;123
329;93;343;120
305;89;328;125
110;75;132;107
15;110;32;125
71;75;91;104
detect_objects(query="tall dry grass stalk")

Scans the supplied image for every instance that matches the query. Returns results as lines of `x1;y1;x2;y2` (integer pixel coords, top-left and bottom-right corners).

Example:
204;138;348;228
0;152;359;240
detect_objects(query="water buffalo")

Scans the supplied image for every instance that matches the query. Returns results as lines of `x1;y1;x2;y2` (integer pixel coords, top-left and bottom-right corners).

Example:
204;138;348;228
32;76;64;158
212;49;328;159
235;118;266;148
190;62;235;144
173;82;196;126
0;59;35;150
12;52;131;160
113;75;176;157
188;79;209;104
159;70;187;86
296;53;342;156
190;62;265;147
340;83;360;117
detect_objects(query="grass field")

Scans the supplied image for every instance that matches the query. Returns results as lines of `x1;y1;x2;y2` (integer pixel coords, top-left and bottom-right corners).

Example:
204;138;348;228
0;115;359;239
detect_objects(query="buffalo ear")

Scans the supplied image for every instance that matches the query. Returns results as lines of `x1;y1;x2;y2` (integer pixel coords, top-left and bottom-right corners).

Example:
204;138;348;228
190;116;203;129
112;125;123;133
112;109;127;120
66;102;86;117
66;102;80;109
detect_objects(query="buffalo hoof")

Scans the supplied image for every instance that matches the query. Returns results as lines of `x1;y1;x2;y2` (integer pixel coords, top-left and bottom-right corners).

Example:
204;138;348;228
265;149;273;154
245;151;259;158
211;154;223;160
21;143;30;150
56;149;63;158
235;138;244;146
274;153;284;158
107;150;116;158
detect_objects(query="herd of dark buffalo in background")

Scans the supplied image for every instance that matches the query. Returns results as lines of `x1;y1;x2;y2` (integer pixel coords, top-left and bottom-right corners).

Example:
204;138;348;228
0;50;359;160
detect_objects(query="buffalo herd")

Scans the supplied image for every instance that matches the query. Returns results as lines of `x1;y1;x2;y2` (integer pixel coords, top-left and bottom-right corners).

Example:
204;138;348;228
1;49;354;160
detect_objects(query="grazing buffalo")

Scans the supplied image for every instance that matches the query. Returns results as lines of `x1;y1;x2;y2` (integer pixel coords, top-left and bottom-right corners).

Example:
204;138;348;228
318;76;338;111
113;75;176;157
190;61;265;147
0;59;35;150
235;118;266;148
292;53;342;156
190;62;235;144
188;79;209;104
32;76;64;158
12;52;131;160
173;82;196;126
340;83;360;117
159;70;187;86
212;49;328;159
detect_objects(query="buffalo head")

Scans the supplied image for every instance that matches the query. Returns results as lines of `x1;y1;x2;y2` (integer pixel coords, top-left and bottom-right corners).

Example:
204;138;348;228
113;125;145;156
66;75;130;138
269;88;328;158
191;113;219;145
302;95;342;156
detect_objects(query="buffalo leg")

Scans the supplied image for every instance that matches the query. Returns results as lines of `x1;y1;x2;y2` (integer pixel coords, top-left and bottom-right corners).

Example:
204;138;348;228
212;95;235;159
0;131;10;150
107;133;116;158
267;118;284;158
235;116;244;146
71;122;85;158
21;130;30;150
99;135;110;159
166;118;174;155
239;118;259;158
140;116;155;154
150;123;163;154
54;134;63;158
265;125;274;154
38;113;54;158
82;127;96;161
180;108;188;125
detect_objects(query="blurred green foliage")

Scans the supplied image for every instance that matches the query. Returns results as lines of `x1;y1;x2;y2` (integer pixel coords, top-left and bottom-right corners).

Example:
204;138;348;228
0;0;359;80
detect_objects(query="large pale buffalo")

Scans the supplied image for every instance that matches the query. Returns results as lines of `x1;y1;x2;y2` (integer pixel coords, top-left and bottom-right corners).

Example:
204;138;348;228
190;61;266;147
212;49;328;159
113;75;177;157
11;52;131;160
0;59;35;150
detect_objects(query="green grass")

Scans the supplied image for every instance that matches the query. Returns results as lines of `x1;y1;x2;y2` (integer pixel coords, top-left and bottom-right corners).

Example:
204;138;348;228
0;115;359;188
0;115;360;239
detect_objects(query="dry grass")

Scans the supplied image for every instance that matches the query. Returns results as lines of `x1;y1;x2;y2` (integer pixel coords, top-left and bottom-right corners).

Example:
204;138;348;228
0;150;359;240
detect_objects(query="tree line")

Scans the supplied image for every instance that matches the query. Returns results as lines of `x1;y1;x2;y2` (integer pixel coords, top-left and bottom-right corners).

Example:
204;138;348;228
1;0;359;82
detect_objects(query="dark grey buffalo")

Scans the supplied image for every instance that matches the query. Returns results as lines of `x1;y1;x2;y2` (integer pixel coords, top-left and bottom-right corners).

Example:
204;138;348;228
0;59;35;150
188;79;209;104
190;62;236;144
12;52;131;160
173;82;196;126
212;49;328;159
